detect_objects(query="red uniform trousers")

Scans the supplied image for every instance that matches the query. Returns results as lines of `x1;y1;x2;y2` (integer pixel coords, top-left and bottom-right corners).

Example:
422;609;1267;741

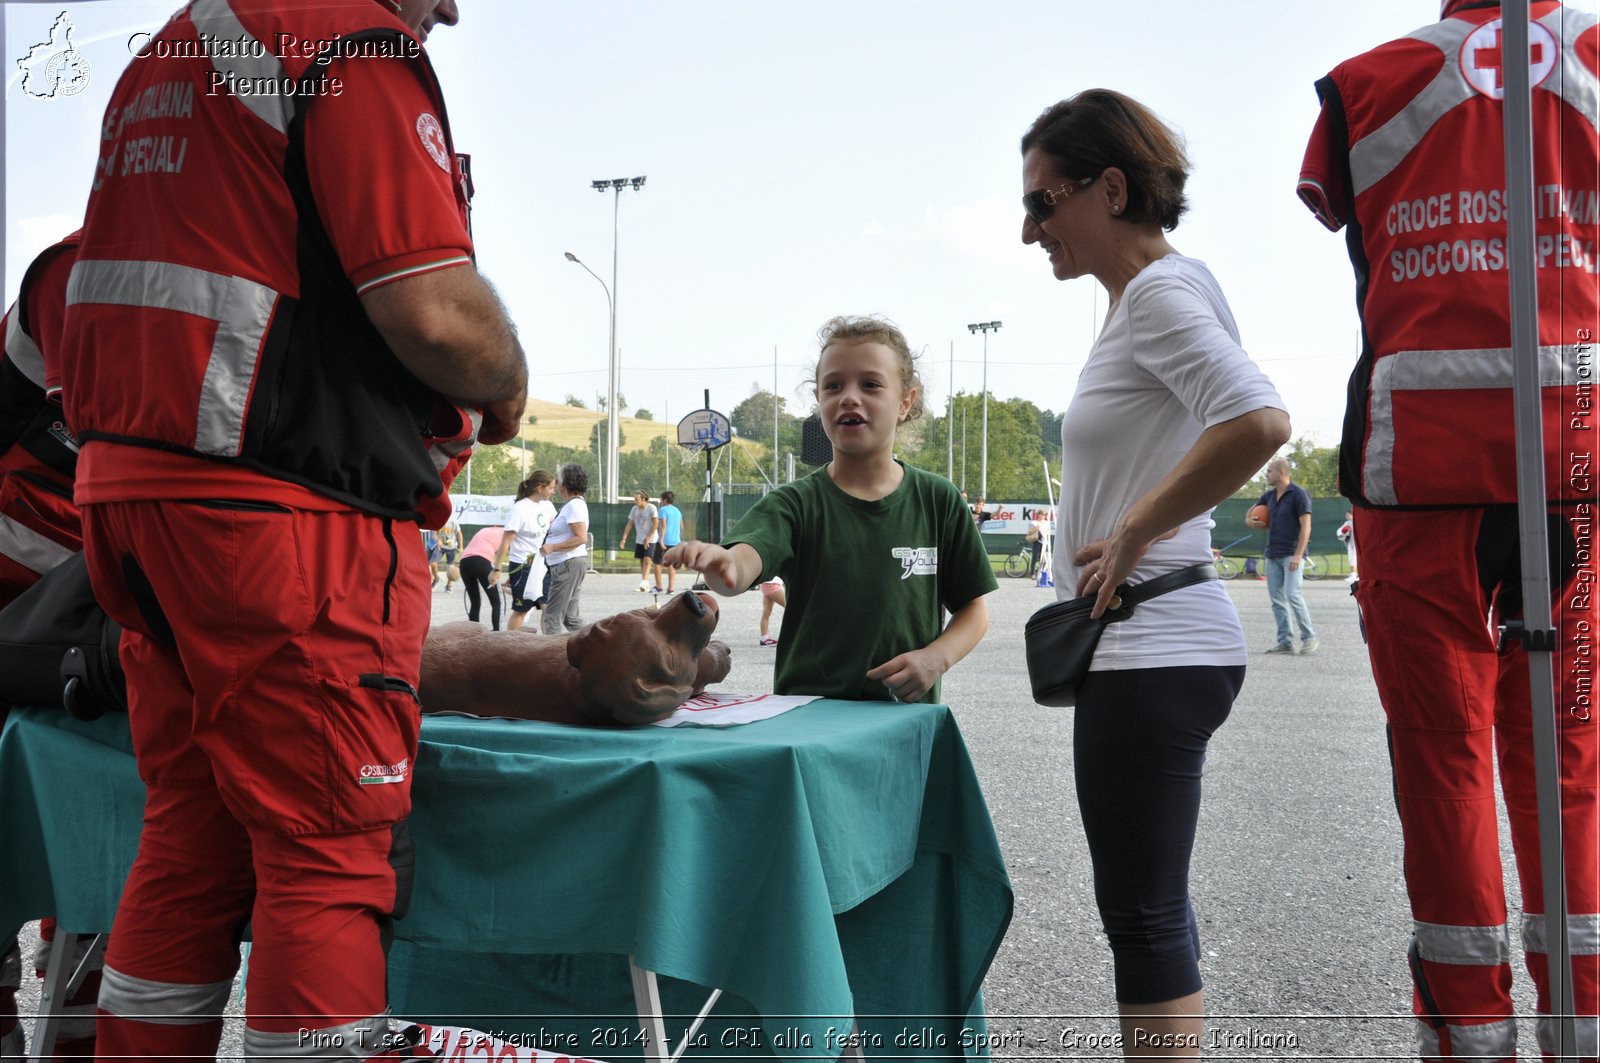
80;499;430;1061
1355;506;1598;1061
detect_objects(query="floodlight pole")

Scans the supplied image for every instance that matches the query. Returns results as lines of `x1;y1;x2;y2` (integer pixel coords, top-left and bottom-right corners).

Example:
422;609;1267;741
564;250;613;526
968;321;1001;498
947;340;954;481
1500;4;1575;1058
592;175;646;537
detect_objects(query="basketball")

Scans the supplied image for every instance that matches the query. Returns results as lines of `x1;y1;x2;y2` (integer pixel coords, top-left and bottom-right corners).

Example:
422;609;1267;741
1246;504;1269;528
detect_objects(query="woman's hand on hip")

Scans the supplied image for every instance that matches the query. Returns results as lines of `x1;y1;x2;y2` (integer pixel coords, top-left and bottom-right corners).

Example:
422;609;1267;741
1073;526;1179;618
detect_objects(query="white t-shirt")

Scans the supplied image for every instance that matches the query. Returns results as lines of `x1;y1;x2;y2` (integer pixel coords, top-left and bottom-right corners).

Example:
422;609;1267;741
547;496;590;566
503;497;557;565
1055;254;1286;670
629;503;659;542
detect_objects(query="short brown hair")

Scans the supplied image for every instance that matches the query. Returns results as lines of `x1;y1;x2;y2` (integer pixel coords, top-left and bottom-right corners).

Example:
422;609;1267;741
1021;89;1190;231
809;315;925;423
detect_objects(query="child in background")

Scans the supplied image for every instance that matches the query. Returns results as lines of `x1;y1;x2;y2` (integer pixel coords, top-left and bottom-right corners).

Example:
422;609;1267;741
657;491;684;592
433;521;461;593
759;577;785;647
457;526;507;630
664;315;995;703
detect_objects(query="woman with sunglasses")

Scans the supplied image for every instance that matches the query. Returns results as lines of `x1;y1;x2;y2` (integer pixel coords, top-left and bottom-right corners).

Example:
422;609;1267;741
1021;89;1290;1059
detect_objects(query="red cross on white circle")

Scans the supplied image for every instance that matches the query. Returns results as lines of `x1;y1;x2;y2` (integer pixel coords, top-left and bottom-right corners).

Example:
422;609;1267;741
1460;18;1559;100
415;112;452;173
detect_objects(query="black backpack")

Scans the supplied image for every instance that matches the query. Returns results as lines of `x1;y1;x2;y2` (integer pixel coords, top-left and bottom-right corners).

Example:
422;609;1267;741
0;552;125;720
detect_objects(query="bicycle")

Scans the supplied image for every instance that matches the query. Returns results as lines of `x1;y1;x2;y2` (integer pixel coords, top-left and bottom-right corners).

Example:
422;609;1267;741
1004;544;1036;579
1210;535;1253;580
1211;551;1241;580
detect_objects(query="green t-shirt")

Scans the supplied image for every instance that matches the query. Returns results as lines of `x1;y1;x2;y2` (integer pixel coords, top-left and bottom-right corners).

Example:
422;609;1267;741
725;462;997;703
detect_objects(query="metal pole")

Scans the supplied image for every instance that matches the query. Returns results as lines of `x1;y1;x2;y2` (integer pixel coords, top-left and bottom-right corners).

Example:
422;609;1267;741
981;331;988;498
961;407;967;492
703;389;713;545
947;340;954;481
608;186;620;520
771;344;777;486
664;401;670;492
967;321;1001;498
1500;4;1575;1058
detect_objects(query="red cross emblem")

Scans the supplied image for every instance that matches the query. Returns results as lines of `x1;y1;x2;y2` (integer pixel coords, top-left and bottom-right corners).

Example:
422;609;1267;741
415;112;452;173
1460;18;1559;100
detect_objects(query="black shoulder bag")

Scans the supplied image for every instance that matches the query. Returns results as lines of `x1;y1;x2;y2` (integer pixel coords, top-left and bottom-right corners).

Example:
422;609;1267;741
0;552;126;720
1024;562;1219;707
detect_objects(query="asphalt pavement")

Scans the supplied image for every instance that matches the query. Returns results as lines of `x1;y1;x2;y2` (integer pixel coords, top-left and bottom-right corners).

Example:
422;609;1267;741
14;567;1541;1060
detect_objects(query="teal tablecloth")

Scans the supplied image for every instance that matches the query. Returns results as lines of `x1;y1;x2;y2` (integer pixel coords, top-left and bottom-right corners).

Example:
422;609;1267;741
0;703;1013;1059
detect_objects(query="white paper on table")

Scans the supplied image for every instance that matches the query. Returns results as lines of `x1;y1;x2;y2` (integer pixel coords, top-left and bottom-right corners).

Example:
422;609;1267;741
651;691;820;727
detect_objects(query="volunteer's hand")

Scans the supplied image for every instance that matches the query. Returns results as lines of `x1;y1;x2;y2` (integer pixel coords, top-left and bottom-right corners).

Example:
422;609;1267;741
867;649;943;704
1289;556;1302;571
477;395;526;445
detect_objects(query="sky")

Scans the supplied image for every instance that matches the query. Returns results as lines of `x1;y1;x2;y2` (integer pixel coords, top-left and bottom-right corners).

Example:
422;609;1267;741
2;0;1553;450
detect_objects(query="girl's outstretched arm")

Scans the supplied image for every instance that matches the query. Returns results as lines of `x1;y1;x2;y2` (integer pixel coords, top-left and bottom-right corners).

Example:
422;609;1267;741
660;541;764;596
865;594;990;703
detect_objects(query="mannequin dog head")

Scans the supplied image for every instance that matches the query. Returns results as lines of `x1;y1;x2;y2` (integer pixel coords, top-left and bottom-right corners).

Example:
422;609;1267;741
568;591;729;724
420;591;732;727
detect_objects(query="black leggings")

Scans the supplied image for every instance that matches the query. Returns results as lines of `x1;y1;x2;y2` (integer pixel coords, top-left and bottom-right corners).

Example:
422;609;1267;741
1073;664;1244;1004
459;555;500;630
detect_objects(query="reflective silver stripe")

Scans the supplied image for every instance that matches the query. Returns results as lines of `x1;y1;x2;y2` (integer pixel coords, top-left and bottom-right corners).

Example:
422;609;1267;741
0;513;76;575
1537;1014;1600;1059
428;409;482;477
243;1013;394;1059
1413;920;1512;965
1521;912;1600;955
34;932;101;974
188;0;294;135
67;259;278;457
1539;7;1600;130
1349;19;1476;197
1364;345;1575;505
4;306;47;388
51;1009;99;1040
1414;1016;1520;1060
98;964;232;1024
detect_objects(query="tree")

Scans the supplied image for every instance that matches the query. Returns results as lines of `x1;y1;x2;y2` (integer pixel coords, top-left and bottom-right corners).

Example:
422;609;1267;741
1285;437;1340;496
903;392;1049;500
595;393;629;413
592;422;627;451
564;395;586;409
730;389;798;447
634;408;654;421
1231;437;1341;499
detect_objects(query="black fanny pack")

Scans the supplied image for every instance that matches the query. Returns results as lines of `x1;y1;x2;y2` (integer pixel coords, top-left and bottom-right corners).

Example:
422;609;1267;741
0;552;126;721
1023;562;1219;707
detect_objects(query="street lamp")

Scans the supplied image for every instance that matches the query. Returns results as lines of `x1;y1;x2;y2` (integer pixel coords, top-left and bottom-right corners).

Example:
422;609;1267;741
564;251;613;510
967;321;1001;498
591;175;647;521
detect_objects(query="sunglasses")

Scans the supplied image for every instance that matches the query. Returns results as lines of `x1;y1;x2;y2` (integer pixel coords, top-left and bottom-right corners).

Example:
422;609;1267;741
1022;175;1097;223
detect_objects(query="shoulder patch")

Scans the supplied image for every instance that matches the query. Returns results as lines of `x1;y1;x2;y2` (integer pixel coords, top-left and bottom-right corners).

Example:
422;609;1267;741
416;112;451;172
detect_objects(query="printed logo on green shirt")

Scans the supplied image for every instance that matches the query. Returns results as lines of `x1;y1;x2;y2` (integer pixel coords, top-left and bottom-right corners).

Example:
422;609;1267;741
892;547;938;580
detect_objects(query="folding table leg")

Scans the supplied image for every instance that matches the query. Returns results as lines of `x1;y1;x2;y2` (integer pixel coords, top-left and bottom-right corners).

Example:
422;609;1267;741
628;956;670;1063
841;1023;865;1063
28;931;105;1063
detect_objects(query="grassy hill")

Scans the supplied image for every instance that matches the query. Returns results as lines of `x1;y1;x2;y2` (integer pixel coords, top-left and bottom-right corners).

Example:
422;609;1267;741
513;396;671;452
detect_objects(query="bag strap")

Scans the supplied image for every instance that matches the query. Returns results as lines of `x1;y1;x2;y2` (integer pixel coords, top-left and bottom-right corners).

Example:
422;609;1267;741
1116;562;1219;607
